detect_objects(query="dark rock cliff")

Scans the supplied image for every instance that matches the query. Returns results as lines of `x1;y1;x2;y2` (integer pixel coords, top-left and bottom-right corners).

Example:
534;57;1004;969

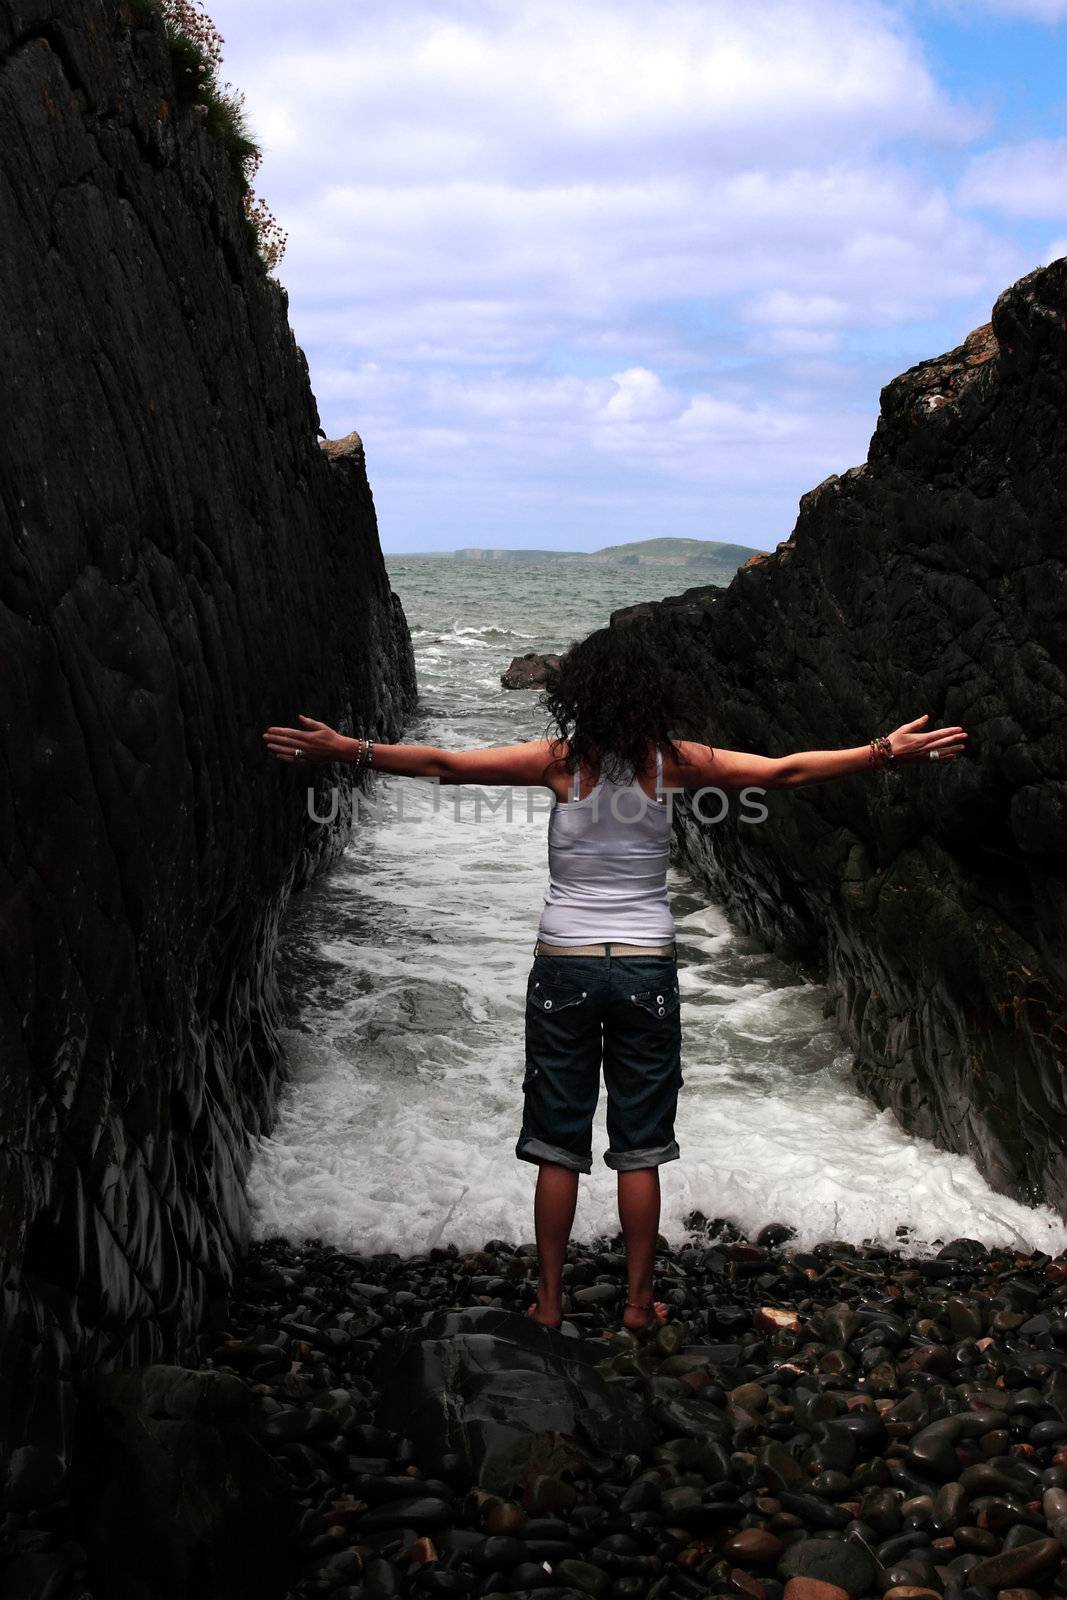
619;260;1067;1212
0;0;416;1480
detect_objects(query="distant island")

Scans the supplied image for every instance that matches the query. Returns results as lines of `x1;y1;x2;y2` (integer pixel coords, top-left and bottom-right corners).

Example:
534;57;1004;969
402;536;766;583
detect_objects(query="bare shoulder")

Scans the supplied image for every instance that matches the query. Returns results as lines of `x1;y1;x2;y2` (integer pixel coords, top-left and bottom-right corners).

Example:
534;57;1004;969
522;737;568;780
663;739;716;786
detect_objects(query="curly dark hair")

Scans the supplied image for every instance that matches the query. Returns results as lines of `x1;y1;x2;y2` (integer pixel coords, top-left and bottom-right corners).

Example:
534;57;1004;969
538;622;706;784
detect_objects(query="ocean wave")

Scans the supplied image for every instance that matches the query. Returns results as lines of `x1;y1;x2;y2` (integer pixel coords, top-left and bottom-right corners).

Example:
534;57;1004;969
442;623;539;643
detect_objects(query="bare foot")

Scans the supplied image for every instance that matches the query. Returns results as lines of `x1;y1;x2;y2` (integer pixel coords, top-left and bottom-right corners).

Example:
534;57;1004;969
622;1299;669;1333
527;1298;563;1329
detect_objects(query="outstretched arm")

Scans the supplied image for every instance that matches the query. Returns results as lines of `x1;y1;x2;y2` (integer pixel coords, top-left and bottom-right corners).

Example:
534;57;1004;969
262;717;561;786
668;715;967;791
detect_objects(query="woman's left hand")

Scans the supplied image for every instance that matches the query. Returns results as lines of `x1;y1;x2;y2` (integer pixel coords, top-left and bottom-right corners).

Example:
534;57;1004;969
887;713;968;763
262;715;348;764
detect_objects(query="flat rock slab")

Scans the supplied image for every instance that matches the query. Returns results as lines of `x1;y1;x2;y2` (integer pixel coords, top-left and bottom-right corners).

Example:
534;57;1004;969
375;1307;655;1491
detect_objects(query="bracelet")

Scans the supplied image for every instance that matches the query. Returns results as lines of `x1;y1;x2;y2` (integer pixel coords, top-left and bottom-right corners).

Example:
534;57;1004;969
868;734;894;769
351;737;375;773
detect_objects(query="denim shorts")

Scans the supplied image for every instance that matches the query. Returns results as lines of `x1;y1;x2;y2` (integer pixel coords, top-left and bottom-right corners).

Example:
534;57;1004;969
515;948;684;1175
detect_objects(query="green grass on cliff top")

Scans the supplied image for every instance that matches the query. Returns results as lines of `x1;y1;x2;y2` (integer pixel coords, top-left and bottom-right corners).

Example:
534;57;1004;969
125;0;261;191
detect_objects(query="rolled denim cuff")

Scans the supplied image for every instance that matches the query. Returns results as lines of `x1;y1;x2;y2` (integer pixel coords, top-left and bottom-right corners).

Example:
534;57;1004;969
604;1140;680;1171
515;1135;593;1175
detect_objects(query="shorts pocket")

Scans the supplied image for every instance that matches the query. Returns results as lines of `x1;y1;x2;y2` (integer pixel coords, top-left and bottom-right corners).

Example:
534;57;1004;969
527;976;589;1015
628;983;680;1019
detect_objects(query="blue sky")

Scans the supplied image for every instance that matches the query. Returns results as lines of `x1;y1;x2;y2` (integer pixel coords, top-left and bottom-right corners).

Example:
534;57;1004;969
210;0;1066;553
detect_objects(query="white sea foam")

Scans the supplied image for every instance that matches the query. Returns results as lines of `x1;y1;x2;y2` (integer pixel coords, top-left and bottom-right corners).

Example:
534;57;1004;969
248;849;1067;1257
247;557;1067;1259
425;623;540;648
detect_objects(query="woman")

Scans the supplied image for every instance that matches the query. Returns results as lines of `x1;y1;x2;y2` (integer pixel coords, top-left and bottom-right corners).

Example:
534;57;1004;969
263;626;967;1335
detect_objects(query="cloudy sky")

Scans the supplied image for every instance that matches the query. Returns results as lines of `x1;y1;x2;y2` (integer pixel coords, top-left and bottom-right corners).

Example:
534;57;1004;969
210;0;1066;553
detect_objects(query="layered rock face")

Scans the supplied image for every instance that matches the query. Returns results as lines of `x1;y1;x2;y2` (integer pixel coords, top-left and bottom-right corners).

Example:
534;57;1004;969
621;260;1067;1210
0;0;415;1473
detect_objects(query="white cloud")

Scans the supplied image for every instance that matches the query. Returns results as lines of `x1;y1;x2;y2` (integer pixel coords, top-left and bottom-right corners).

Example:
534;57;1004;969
959;138;1067;218
743;290;853;328
314;360;877;507
205;0;1047;547
600;369;676;422
276;164;1016;366
235;0;978;183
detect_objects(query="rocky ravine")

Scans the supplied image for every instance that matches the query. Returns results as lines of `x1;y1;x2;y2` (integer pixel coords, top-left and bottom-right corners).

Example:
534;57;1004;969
0;0;415;1490
614;259;1067;1215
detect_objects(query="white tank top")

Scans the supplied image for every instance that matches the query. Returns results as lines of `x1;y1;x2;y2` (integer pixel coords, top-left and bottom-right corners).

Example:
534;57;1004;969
537;745;675;945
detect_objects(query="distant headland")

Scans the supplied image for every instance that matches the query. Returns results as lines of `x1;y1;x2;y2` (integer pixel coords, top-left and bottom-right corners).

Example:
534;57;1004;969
401;535;766;578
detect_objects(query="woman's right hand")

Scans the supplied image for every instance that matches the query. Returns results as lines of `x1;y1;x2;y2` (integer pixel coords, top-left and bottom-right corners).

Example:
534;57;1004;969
262;714;351;763
888;713;968;763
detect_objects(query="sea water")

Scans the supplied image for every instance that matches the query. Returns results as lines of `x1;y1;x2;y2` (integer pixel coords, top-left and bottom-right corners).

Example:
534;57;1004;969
247;556;1067;1257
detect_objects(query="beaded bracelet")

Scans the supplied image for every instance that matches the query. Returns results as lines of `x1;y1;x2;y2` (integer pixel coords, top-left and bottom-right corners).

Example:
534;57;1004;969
352;737;375;773
868;734;894;769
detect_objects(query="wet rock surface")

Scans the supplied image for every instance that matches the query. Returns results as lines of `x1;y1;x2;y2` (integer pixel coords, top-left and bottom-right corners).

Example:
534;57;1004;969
12;1225;1067;1598
501;653;562;689
376;1308;656;1490
617;259;1067;1212
609;585;726;628
0;0;416;1466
